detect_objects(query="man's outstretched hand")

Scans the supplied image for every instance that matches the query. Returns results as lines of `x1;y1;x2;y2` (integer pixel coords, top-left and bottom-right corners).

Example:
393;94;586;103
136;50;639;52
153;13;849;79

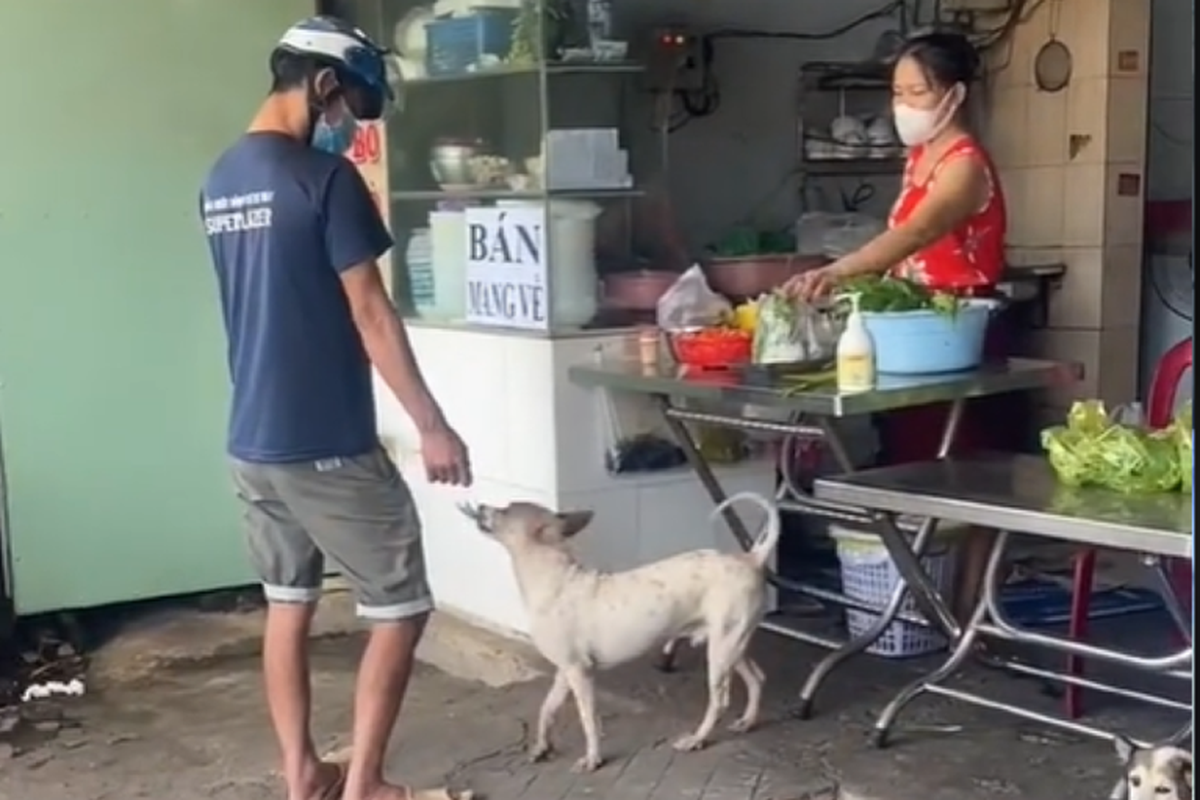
420;424;472;487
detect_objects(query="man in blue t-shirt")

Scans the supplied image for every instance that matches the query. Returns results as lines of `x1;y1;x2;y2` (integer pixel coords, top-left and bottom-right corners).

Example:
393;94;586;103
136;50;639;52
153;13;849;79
200;16;470;800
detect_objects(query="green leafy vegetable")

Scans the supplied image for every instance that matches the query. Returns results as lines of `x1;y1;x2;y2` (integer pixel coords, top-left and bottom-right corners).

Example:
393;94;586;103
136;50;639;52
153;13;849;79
1041;399;1192;495
711;227;797;258
840;275;962;316
1170;401;1192;493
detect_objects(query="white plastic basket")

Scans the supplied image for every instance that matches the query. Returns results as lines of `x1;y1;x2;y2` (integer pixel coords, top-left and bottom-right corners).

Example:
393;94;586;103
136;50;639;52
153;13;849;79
831;521;962;659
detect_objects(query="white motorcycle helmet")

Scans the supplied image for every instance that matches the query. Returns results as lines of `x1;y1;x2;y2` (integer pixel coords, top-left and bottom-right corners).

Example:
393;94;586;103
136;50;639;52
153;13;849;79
276;15;401;120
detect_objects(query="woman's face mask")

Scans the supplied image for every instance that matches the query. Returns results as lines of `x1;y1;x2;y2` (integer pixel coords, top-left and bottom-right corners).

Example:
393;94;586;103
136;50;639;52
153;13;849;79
892;82;965;147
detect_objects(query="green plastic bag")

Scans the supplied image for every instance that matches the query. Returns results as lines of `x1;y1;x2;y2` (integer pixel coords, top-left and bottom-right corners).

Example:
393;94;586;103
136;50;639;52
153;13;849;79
1040;400;1112;487
1041;399;1185;494
1171;401;1192;493
1092;425;1181;494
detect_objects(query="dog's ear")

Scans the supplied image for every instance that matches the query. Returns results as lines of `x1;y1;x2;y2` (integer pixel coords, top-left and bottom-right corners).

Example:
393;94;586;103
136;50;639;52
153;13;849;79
556;511;593;538
1114;735;1136;765
1169;751;1192;790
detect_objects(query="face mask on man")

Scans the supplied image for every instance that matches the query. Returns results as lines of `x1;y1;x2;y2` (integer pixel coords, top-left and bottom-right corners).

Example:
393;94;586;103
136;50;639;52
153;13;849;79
892;83;965;147
311;106;359;155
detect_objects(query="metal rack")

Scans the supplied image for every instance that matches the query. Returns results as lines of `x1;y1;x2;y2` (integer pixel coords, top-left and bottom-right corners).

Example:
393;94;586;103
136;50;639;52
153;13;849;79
796;61;903;213
323;0;647;325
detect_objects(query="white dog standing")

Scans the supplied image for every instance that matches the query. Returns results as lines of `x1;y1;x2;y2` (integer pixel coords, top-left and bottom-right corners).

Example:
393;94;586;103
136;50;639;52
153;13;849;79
458;492;780;772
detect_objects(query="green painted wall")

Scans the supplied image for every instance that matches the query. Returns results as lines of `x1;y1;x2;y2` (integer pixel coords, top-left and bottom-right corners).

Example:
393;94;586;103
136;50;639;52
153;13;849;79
0;0;312;614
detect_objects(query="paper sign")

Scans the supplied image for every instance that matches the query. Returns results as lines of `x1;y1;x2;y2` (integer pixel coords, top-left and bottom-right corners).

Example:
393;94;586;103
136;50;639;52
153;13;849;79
344;121;393;289
464;206;548;331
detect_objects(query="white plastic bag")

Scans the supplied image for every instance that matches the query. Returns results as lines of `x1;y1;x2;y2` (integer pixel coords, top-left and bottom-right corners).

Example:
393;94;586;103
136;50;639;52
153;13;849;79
752;293;841;364
599;389;685;475
795;212;886;260
655;264;731;330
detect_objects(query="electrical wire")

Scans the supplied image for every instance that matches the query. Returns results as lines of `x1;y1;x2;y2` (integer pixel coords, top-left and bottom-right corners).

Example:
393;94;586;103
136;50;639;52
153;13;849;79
707;1;905;42
660;0;906;136
972;0;1038;52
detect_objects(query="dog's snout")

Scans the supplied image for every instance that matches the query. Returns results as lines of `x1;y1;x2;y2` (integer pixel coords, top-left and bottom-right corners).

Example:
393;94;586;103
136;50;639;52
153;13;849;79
456;502;493;531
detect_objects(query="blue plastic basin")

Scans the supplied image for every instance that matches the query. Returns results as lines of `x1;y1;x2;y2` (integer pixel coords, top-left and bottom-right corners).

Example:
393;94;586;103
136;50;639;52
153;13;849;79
861;299;997;375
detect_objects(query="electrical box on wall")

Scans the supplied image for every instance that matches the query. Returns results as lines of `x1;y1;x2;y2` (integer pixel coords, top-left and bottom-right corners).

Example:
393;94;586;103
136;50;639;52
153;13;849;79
938;0;1012;10
644;26;706;93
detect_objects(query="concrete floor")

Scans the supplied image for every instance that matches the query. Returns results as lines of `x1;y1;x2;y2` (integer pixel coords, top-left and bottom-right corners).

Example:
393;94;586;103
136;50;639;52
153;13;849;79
0;599;1186;800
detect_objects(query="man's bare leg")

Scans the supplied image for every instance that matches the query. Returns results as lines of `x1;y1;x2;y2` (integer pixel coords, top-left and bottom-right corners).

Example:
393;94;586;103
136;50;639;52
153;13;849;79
265;602;344;800
342;614;428;800
953;529;997;624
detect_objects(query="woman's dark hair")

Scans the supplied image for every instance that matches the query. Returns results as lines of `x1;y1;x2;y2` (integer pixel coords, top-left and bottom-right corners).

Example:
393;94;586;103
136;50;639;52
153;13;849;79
894;30;981;87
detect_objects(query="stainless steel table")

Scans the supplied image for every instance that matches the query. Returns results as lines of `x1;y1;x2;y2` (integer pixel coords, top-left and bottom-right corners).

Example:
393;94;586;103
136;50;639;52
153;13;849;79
569;357;1080;713
815;454;1192;756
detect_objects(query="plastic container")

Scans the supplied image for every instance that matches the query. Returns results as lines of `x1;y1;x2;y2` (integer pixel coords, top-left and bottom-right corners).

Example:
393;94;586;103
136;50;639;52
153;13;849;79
406;229;435;313
836;294;876;391
861;299;997;375
495;199;601;327
424;9;518;77
831;520;964;658
669;328;753;369
427;209;467;319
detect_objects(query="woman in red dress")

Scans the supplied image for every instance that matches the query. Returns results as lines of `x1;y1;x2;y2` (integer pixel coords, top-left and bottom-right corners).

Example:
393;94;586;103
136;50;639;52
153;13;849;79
785;31;1007;620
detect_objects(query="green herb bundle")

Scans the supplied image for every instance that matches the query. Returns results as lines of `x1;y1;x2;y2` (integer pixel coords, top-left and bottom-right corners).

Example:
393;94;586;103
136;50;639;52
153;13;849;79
840;275;961;317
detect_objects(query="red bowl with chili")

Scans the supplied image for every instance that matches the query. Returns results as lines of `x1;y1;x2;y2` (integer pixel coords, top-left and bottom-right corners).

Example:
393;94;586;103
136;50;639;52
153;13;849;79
668;327;753;369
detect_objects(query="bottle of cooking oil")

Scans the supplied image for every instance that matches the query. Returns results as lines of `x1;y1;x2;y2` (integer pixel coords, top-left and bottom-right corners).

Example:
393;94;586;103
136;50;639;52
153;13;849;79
836;294;876;392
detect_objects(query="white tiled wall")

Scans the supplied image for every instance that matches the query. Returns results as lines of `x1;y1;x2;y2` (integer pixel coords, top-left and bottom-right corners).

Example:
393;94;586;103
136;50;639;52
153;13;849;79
986;0;1154;409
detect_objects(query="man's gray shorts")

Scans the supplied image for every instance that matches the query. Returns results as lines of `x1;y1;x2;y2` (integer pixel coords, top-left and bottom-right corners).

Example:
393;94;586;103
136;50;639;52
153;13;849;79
230;447;433;621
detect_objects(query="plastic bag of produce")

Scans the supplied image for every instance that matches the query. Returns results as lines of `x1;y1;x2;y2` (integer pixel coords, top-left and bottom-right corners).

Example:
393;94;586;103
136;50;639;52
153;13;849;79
656;264;731;331
1041;425;1099;487
1041;399;1184;494
598;388;684;475
751;291;840;364
1040;400;1110;486
1093;426;1181;494
1171;401;1192;493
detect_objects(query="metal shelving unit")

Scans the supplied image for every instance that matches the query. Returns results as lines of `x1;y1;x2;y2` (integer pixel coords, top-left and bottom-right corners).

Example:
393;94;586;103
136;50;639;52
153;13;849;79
324;0;646;326
402;59;643;85
796;61;904;212
389;186;643;202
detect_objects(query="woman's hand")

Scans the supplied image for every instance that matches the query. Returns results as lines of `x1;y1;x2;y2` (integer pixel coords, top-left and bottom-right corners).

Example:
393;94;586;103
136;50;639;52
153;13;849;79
782;264;842;303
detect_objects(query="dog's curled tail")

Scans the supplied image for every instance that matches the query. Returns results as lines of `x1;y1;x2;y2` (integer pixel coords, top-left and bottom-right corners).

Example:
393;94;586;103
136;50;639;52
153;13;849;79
710;492;782;570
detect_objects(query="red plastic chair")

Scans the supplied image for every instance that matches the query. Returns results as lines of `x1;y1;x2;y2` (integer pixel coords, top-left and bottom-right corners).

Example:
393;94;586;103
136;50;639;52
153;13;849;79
1065;336;1193;719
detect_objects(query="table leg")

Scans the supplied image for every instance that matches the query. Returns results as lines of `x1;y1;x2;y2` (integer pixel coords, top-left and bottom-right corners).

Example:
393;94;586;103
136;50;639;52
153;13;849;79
794;513;944;720
873;593;990;748
872;512;962;640
1145;555;1193;643
871;522;1006;747
794;400;968;720
655;396;756;550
